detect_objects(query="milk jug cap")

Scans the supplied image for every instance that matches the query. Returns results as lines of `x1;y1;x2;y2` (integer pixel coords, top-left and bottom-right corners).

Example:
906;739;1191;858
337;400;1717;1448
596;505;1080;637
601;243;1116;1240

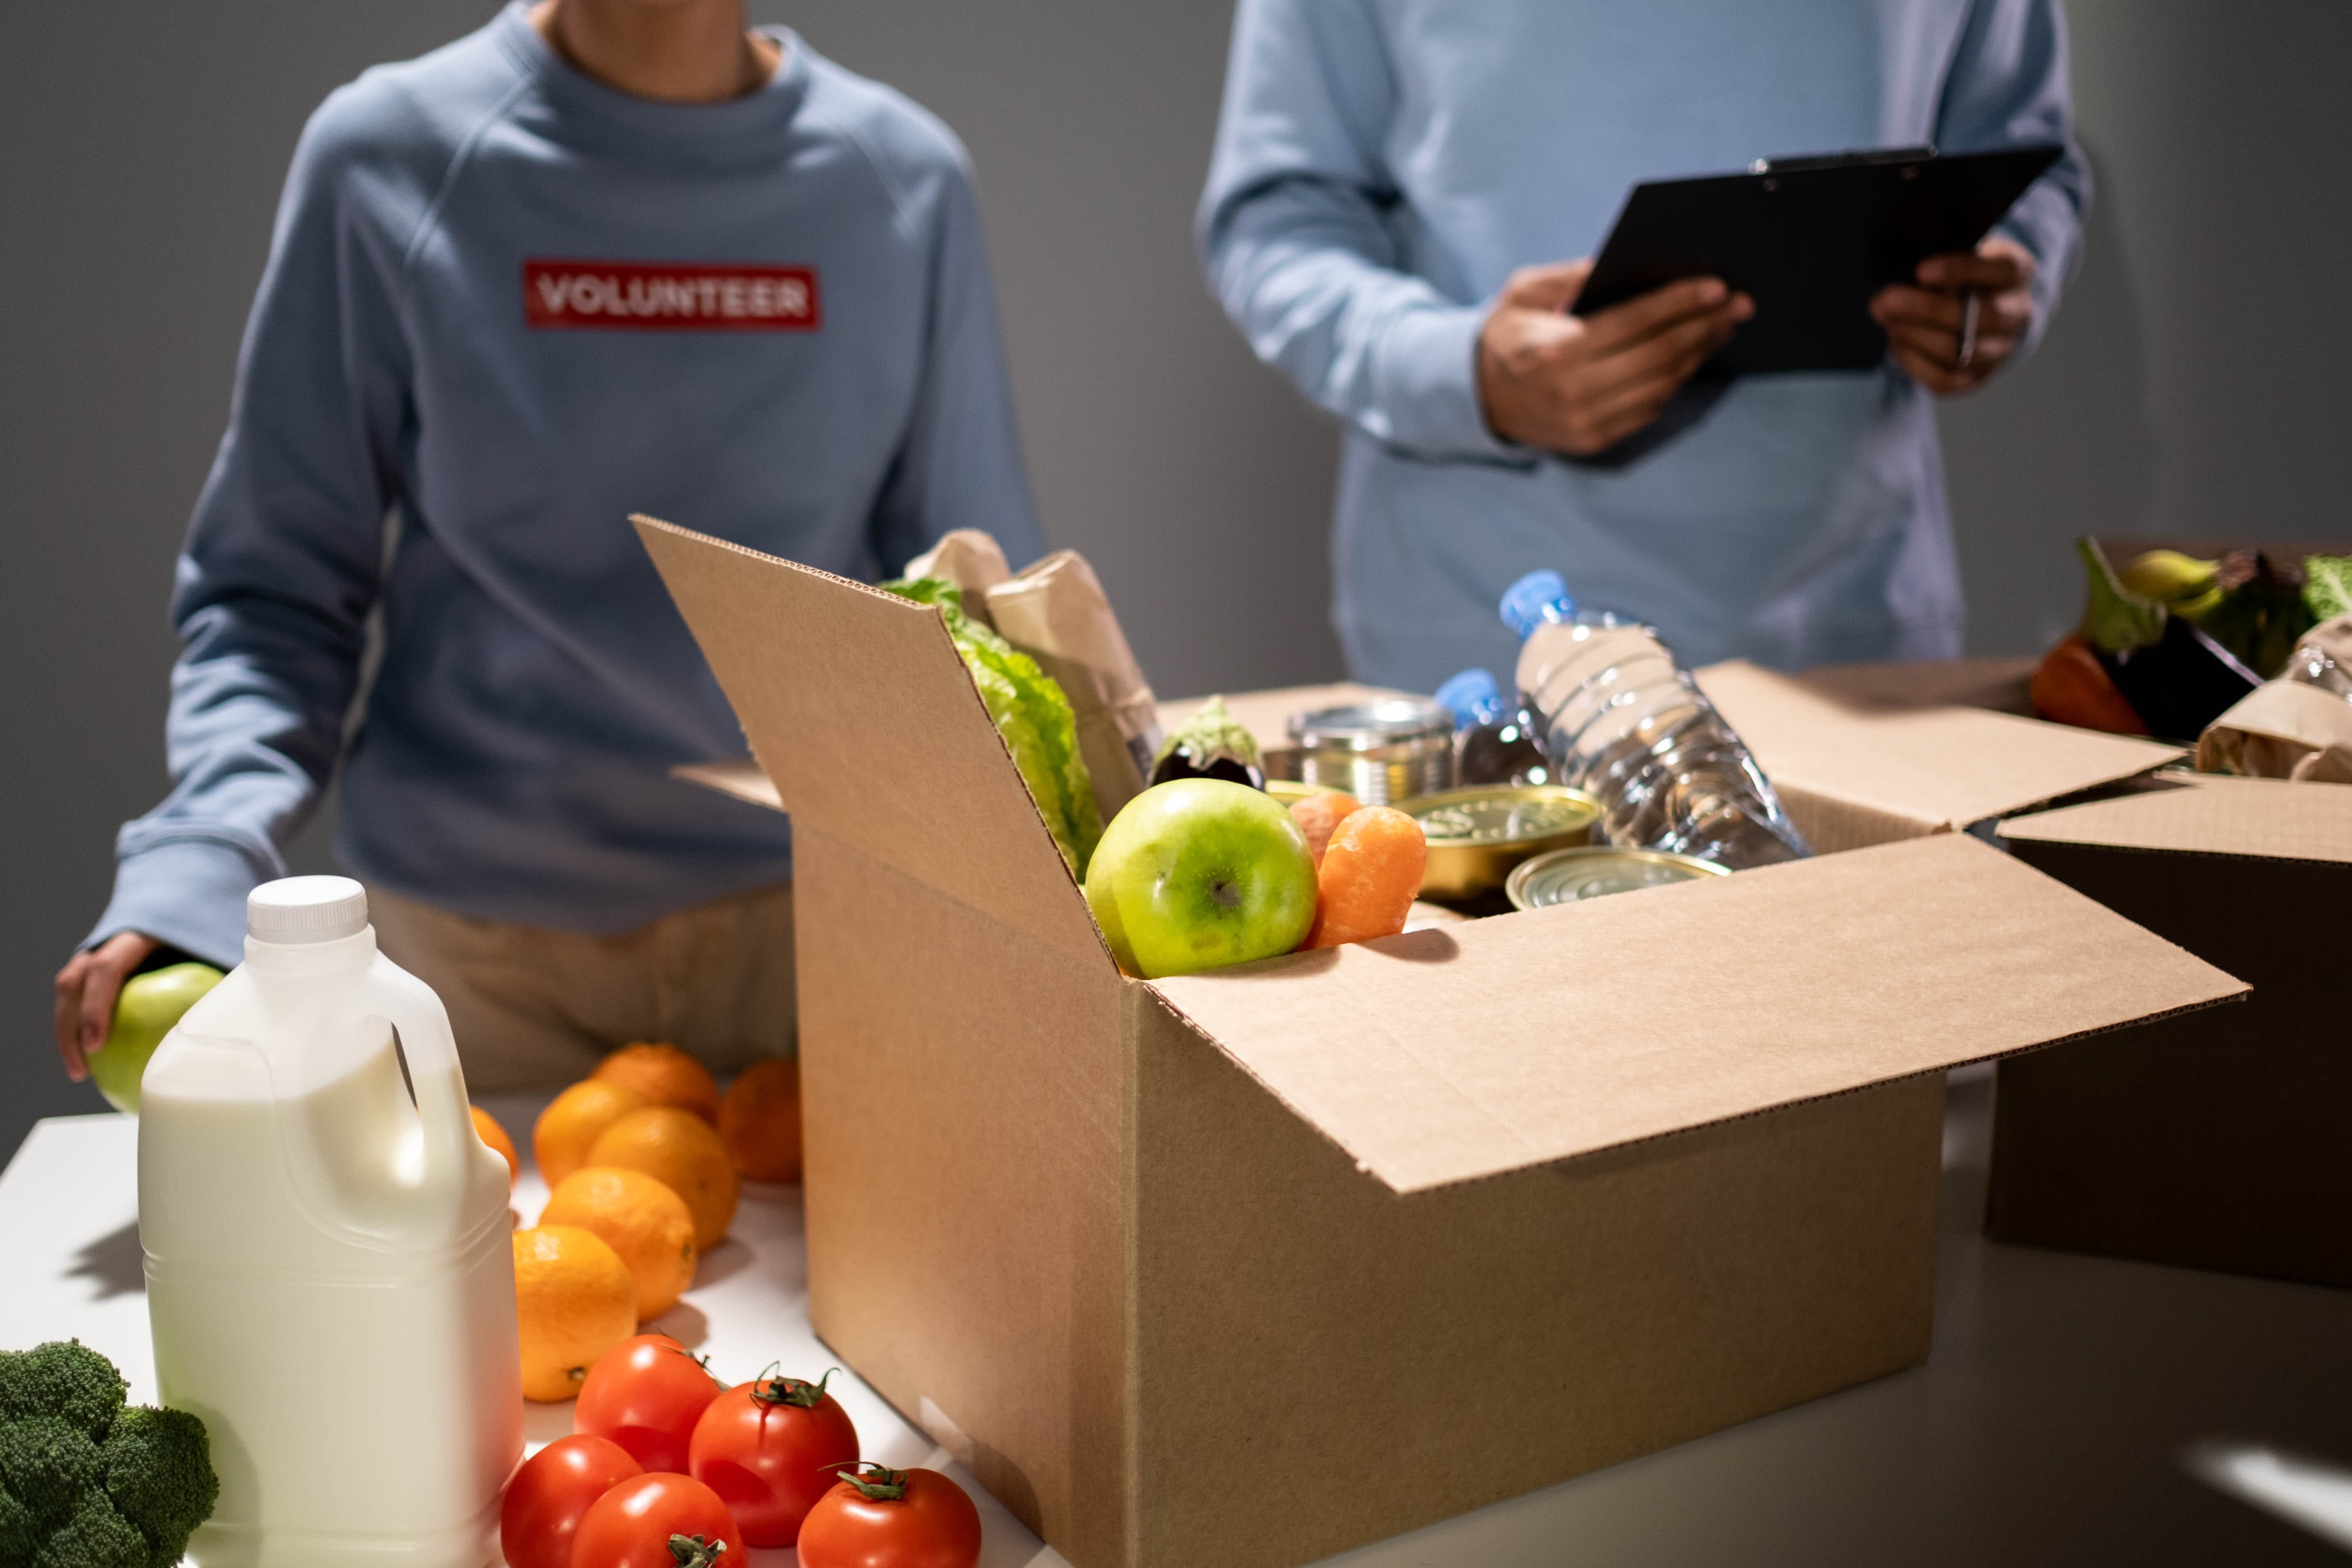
248;876;369;945
1499;570;1575;639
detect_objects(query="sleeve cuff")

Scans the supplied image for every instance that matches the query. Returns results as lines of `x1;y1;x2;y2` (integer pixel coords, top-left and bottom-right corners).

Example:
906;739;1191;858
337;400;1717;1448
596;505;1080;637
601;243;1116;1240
85;835;272;970
1372;304;1537;465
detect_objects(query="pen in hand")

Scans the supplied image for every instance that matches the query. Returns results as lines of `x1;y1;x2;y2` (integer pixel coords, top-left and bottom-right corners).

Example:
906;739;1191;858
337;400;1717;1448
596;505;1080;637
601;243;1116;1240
1957;291;1980;370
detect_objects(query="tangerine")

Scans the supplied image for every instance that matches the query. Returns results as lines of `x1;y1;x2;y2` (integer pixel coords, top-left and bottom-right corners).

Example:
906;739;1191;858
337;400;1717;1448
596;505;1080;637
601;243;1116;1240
591;1043;721;1124
534;1080;649;1189
589;1106;740;1252
718;1057;803;1185
540;1166;698;1322
513;1224;637;1402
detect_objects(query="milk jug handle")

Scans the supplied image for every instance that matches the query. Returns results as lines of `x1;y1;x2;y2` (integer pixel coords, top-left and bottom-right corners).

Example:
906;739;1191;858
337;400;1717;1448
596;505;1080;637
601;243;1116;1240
359;962;474;1220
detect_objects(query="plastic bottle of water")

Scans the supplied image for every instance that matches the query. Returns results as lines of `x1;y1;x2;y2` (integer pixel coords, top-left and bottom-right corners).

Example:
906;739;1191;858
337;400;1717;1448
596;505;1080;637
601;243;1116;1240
1433;668;1552;787
1498;570;1810;868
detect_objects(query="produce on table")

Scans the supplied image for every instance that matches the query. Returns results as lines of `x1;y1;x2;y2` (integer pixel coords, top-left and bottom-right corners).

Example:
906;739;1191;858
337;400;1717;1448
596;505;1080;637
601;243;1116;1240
1287;789;1360;867
2198;550;2318;683
535;1080;651;1189
499;1434;642;1568
718;1058;803;1184
540;1168;699;1321
2039;539;2285;739
1149;694;1266;790
687;1368;860;1546
87;962;223;1116
572;1472;745;1568
471;1106;519;1184
514;1226;639;1402
883;575;1102;877
592;1043;721;1125
0;1340;218;1568
797;1463;982;1568
588;1107;740;1252
1305;806;1428;949
575;1334;725;1475
2309;554;2352;622
1083;778;1319;978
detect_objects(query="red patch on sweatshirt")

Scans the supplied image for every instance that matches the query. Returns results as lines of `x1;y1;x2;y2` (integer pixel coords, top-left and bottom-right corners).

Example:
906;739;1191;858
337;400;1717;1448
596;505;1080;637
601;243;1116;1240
523;259;820;331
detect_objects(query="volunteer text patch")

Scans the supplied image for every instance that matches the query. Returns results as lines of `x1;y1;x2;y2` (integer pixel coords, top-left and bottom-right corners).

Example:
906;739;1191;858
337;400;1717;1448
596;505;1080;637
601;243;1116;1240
523;259;820;331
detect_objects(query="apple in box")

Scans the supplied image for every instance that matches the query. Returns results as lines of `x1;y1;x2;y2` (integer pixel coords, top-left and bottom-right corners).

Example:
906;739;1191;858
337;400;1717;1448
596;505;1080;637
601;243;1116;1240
1083;780;1317;978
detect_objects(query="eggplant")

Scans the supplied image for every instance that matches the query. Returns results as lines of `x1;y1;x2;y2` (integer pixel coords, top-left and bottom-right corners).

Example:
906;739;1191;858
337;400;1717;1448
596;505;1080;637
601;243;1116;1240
1149;695;1266;790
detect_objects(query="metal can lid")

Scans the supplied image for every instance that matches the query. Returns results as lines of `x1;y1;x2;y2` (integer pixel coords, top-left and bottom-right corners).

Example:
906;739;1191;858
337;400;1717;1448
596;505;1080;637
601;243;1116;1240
1286;698;1452;751
1403;785;1599;846
1505;846;1731;909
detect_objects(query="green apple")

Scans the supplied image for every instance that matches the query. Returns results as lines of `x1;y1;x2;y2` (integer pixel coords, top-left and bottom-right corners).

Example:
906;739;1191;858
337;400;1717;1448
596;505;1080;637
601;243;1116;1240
89;961;225;1115
1084;779;1318;978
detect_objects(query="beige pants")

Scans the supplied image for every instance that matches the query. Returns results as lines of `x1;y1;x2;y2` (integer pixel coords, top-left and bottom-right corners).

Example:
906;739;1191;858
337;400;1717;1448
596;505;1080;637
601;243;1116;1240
368;881;797;1092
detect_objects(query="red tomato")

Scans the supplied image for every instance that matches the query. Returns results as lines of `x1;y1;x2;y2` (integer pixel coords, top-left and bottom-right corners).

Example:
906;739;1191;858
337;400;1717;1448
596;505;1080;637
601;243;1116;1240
573;1472;746;1568
499;1434;642;1568
575;1333;725;1474
798;1465;982;1568
688;1369;861;1546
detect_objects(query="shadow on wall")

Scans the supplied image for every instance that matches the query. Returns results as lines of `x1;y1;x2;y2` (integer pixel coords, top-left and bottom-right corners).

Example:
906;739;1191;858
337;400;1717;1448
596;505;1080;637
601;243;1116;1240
1940;139;2162;659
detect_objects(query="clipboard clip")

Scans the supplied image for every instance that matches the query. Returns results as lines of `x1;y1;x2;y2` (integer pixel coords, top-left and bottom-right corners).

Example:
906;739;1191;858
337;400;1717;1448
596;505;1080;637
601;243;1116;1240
1748;145;1937;176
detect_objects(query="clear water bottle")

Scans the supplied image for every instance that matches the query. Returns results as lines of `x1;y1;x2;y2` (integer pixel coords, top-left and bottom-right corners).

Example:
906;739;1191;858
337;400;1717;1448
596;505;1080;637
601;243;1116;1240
1499;570;1810;868
1433;668;1552;787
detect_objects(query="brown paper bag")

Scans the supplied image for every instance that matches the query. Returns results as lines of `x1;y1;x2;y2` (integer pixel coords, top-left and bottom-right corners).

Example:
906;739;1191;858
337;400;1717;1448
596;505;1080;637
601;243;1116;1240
985;551;1161;826
2197;614;2352;783
901;530;1012;629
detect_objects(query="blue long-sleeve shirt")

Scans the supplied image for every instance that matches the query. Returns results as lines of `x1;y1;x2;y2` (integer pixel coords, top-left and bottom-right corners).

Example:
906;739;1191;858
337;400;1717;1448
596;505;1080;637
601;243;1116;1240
1200;0;2086;691
92;3;1043;966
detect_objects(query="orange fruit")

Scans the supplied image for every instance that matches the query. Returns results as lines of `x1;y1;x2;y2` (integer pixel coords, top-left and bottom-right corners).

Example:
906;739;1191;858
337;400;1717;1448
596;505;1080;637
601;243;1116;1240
470;1106;518;1184
534;1080;649;1189
513;1224;637;1402
718;1058;803;1185
591;1043;721;1125
588;1106;740;1252
540;1167;698;1321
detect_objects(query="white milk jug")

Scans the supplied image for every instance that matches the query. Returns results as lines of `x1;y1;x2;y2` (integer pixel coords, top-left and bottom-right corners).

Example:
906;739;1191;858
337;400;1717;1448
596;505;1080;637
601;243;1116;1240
140;877;520;1567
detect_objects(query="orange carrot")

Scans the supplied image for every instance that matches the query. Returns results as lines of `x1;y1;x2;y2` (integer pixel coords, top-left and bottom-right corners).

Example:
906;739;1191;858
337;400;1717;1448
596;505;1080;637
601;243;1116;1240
1305;806;1426;948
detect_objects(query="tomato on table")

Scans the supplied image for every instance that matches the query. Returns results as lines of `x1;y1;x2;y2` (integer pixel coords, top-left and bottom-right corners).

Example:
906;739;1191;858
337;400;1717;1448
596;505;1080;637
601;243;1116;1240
575;1332;726;1473
798;1463;983;1568
499;1434;643;1568
572;1472;745;1568
688;1366;861;1546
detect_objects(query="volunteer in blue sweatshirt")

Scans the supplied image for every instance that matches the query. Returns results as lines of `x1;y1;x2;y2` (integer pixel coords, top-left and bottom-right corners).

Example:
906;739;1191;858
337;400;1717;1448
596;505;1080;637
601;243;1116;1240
55;0;1043;1087
1200;0;2087;691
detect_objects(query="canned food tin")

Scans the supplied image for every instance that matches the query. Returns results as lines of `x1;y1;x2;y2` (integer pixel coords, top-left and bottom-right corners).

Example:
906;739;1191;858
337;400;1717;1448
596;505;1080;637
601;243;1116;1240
1505;845;1731;910
1285;699;1454;806
1402;785;1601;901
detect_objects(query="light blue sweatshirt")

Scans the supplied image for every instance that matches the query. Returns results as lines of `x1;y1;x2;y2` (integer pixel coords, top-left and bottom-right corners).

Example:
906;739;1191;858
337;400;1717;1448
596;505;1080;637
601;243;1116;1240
92;4;1043;966
1200;0;2086;692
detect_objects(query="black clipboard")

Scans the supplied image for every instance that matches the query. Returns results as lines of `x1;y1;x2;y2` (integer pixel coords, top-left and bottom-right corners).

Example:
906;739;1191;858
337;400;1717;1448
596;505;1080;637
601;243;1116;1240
1574;144;2062;377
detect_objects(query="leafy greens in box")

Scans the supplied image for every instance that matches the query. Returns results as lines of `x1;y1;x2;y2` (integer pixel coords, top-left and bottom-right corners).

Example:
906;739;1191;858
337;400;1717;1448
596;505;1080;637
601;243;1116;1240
883;575;1102;877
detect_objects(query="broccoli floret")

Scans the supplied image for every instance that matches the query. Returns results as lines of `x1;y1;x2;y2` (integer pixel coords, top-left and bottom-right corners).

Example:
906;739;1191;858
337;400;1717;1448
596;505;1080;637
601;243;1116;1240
0;1420;101;1531
32;1490;145;1568
0;1482;39;1568
100;1408;216;1567
0;1347;124;1441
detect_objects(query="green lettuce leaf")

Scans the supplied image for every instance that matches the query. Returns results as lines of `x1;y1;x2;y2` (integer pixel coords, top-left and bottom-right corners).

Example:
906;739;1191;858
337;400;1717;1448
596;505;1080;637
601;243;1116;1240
2306;554;2352;624
883;575;1102;877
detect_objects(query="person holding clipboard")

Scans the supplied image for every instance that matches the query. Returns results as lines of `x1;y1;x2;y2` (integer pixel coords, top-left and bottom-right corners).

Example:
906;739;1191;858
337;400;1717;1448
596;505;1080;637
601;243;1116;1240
1199;1;2086;689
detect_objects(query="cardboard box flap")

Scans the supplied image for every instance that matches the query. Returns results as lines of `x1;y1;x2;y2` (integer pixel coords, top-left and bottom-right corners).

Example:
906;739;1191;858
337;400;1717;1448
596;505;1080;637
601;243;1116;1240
1145;834;2244;1196
1999;771;2352;864
635;516;1104;959
1696;659;2185;831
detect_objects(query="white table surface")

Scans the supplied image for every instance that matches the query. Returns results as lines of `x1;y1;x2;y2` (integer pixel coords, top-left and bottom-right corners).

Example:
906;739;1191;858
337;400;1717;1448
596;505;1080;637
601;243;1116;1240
7;1073;2352;1567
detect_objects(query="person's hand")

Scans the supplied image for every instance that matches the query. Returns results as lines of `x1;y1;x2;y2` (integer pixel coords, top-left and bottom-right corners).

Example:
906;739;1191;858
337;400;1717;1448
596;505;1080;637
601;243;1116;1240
1870;236;2037;395
1477;260;1752;456
55;932;161;1080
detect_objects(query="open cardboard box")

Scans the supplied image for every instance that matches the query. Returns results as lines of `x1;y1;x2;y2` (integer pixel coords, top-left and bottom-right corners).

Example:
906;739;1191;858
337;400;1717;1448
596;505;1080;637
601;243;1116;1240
636;518;2244;1568
1695;659;2186;853
1988;772;2352;1286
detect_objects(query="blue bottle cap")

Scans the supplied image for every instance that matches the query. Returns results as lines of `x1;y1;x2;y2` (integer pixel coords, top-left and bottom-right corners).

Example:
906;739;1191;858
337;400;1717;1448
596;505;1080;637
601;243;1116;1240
1499;570;1575;639
1434;668;1502;728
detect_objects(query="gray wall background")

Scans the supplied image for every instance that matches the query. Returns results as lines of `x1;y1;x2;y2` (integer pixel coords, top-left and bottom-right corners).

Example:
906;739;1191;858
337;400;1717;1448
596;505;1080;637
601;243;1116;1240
4;3;2346;1151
